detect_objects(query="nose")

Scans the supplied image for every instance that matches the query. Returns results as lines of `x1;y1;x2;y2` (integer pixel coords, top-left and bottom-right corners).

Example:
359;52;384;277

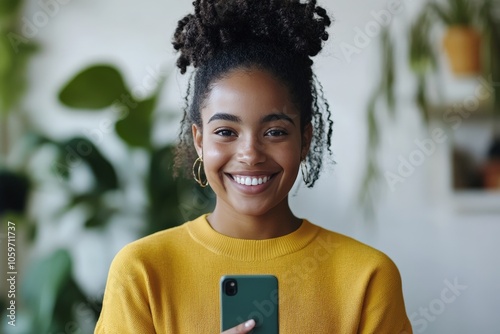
237;135;266;166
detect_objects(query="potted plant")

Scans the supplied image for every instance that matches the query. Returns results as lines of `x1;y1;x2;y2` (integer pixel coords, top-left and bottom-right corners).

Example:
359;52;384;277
360;0;500;212
430;0;482;75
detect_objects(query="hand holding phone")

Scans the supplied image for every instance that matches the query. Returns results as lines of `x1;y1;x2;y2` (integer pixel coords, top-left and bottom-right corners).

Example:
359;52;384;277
220;275;279;334
220;318;256;334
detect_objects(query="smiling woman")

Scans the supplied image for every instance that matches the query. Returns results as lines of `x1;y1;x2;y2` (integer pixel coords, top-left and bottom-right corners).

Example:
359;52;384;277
192;69;309;235
95;0;413;333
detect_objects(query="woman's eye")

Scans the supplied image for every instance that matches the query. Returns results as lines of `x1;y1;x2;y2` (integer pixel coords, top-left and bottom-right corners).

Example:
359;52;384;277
215;129;235;137
266;129;287;137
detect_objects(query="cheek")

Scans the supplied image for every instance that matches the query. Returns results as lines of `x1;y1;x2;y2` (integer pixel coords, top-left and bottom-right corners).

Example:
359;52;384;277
266;146;301;177
277;140;302;163
284;156;302;174
202;140;231;170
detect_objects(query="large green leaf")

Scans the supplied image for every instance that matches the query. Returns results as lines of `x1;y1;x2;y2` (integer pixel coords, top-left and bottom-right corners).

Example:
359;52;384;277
61;137;119;191
0;0;20;25
21;249;72;332
115;94;156;148
58;65;128;109
84;206;116;228
50;276;97;333
58;193;116;229
49;136;119;191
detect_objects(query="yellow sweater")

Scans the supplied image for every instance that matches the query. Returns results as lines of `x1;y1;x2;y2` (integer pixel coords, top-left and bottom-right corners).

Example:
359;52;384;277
95;215;412;333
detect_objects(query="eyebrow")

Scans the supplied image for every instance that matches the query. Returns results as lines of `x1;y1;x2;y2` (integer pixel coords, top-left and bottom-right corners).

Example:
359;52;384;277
207;112;295;125
208;113;241;123
262;113;295;125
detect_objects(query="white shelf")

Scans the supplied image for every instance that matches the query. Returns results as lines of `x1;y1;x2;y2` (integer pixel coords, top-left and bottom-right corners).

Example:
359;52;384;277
453;190;500;213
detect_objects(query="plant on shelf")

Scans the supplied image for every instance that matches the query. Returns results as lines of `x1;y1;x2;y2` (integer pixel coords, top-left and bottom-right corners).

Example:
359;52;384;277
424;0;500;129
430;0;482;75
430;0;500;158
360;0;500;212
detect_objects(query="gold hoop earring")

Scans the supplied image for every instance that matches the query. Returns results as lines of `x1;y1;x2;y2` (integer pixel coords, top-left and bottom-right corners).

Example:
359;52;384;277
192;156;208;187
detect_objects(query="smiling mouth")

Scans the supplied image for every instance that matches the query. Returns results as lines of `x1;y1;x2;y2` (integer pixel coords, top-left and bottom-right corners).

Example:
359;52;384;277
228;174;276;186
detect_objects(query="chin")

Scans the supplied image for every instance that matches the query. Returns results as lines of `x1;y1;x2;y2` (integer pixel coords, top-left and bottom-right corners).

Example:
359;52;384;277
231;203;273;217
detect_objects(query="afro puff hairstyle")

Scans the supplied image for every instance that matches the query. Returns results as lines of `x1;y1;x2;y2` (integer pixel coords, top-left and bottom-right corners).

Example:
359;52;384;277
172;0;333;187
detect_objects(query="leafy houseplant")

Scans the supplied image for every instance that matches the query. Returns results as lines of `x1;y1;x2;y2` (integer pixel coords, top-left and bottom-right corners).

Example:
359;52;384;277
1;61;215;333
430;0;482;75
431;0;500;191
0;3;214;331
360;0;500;211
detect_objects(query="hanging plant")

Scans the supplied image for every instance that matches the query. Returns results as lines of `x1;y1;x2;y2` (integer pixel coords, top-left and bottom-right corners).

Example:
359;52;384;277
360;0;500;211
429;0;482;75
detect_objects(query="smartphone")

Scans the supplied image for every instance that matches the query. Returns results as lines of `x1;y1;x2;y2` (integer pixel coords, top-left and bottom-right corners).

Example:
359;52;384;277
220;275;279;333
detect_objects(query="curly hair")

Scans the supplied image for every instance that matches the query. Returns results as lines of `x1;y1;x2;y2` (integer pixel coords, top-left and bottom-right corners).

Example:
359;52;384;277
172;0;333;187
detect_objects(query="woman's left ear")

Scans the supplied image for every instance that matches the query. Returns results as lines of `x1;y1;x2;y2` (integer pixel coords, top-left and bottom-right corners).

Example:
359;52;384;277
301;123;313;159
192;124;203;157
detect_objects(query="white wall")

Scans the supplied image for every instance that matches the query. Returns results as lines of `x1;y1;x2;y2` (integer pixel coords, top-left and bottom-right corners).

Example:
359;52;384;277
15;0;500;333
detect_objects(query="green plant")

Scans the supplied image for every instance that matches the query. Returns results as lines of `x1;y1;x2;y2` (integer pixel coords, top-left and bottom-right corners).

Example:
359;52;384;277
0;0;36;211
1;61;215;333
0;0;37;116
20;249;92;333
360;0;500;212
409;7;439;124
0;0;37;162
55;64;215;229
360;28;395;211
0;3;214;333
429;0;479;26
359;18;435;212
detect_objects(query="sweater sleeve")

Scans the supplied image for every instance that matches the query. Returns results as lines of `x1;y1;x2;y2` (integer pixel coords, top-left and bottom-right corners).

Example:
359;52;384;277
358;254;413;334
94;244;156;334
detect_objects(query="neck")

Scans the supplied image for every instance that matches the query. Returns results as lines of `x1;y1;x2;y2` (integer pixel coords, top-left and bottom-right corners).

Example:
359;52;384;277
207;199;302;240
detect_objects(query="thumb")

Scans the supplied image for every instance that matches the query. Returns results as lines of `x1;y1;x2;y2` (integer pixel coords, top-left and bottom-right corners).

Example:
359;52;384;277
221;319;256;334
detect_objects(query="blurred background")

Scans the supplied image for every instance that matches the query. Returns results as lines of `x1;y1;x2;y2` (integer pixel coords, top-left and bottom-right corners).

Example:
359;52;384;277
0;0;499;333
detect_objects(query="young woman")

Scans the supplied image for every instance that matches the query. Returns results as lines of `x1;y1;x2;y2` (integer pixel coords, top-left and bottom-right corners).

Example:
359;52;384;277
95;0;412;333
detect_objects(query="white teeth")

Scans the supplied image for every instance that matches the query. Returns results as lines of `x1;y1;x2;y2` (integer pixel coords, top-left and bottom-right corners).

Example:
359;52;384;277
233;175;272;186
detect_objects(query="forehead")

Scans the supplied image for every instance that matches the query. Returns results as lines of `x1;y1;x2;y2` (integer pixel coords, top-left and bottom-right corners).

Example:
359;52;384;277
202;68;299;119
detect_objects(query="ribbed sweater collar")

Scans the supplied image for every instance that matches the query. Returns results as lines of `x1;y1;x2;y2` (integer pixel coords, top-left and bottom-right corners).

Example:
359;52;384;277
186;214;320;261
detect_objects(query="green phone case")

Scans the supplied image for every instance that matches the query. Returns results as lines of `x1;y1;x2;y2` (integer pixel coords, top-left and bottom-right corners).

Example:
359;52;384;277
220;275;279;333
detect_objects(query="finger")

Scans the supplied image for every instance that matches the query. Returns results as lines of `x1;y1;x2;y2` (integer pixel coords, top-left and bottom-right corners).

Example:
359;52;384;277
221;319;256;334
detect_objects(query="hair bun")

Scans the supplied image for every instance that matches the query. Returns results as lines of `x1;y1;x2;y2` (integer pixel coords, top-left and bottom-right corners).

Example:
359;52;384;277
172;0;332;74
